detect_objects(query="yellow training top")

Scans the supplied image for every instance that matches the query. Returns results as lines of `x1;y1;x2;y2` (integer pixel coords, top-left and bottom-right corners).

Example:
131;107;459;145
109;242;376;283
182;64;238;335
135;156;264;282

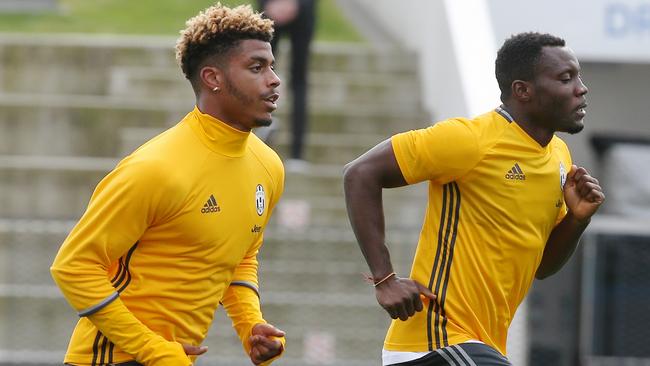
388;108;570;356
51;106;284;365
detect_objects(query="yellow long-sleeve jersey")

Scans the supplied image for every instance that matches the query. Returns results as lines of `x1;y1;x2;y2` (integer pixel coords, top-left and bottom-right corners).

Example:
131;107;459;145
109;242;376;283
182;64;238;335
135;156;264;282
388;108;571;356
51;106;285;365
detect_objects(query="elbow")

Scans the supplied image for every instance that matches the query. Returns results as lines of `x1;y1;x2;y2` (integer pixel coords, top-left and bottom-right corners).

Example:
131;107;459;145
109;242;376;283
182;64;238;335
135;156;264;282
50;266;66;292
535;266;555;280
342;159;357;178
50;259;65;285
343;159;375;194
535;258;550;279
342;160;360;191
50;253;73;287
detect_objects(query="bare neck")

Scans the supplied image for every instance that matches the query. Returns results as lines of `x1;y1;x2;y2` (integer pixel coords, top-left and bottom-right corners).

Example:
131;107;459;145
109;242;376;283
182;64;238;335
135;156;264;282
501;104;554;147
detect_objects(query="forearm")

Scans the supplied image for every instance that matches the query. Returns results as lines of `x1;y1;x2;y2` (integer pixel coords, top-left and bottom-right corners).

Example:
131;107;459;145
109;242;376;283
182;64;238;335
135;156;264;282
88;300;190;365
222;285;286;365
536;212;590;279
51;246;188;364
222;284;266;351
343;163;395;279
225;241;266;350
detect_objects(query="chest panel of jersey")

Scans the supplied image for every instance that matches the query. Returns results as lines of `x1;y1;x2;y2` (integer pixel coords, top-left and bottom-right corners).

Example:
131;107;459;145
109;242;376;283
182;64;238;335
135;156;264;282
138;161;268;263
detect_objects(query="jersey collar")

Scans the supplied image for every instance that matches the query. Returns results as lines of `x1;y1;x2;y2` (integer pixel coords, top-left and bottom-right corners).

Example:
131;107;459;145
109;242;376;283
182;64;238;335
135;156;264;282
187;106;250;157
495;105;514;123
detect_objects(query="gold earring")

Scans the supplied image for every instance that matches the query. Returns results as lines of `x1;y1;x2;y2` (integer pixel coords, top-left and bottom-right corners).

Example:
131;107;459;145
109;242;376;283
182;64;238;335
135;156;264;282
213;86;220;92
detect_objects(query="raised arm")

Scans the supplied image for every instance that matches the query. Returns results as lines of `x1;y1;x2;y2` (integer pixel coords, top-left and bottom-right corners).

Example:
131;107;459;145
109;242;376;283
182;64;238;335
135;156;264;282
343;139;435;321
536;165;605;279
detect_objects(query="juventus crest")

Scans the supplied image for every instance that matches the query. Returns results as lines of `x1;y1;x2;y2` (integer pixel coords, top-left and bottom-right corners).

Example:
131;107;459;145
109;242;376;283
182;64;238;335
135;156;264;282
255;184;265;216
559;162;567;191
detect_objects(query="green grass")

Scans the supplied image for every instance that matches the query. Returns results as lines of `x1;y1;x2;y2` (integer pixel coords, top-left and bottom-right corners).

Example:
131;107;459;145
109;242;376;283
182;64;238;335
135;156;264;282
0;0;363;42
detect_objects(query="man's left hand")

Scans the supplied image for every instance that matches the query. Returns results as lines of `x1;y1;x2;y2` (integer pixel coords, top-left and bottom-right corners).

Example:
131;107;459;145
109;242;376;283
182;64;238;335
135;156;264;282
564;165;605;222
249;323;285;365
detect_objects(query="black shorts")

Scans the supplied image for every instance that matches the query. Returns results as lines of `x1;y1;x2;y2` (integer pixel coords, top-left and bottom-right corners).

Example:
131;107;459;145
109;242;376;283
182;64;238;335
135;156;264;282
388;343;512;366
65;362;142;366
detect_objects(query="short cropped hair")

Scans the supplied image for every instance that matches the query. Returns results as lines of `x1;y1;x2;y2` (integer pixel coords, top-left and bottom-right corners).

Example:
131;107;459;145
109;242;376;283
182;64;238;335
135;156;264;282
175;3;274;90
495;32;565;102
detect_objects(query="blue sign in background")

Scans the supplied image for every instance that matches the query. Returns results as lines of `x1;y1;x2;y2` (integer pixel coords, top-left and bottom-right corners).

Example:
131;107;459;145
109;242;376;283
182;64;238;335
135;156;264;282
605;2;650;37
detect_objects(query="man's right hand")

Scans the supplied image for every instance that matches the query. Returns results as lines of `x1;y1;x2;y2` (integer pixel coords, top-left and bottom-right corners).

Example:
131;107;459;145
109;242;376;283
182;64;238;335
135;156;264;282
375;276;436;321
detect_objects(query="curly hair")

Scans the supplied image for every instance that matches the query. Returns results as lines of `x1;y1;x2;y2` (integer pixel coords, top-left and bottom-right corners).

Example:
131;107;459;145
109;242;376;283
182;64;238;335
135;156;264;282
175;3;274;87
495;32;565;102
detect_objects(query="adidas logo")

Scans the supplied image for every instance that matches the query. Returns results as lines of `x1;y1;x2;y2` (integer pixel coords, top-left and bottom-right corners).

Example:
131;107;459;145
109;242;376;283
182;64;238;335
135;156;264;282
201;195;221;213
505;163;526;180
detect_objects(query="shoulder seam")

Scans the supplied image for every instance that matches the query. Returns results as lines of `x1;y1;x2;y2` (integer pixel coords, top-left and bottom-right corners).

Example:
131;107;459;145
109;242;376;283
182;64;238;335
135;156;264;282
452;118;486;181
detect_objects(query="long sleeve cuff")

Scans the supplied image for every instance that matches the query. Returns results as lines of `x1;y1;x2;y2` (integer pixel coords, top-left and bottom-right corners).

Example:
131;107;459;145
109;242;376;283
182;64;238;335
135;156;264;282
88;299;191;365
78;292;120;317
222;284;265;354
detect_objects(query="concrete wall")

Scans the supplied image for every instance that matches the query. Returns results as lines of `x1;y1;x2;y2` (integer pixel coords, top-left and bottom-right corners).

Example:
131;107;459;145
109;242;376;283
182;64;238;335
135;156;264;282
341;0;468;121
564;62;650;171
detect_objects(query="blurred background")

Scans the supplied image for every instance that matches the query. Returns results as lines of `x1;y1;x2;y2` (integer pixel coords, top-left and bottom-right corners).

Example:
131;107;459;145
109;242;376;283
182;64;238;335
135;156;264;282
0;0;649;365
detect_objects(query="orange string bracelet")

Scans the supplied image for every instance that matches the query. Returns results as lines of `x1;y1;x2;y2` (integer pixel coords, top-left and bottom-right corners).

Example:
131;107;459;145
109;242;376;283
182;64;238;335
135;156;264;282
372;272;396;287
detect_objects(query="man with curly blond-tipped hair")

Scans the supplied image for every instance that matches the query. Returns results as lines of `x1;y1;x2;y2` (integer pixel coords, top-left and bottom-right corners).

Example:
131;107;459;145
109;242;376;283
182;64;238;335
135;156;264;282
51;3;285;365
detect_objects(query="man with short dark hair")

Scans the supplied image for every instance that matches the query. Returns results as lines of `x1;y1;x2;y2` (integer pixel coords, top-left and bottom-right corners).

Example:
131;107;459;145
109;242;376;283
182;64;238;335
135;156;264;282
343;32;605;365
52;4;285;365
